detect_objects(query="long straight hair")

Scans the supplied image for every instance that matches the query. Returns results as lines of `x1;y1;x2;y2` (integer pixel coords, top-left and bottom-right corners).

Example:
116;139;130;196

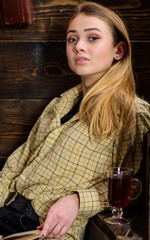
68;2;135;138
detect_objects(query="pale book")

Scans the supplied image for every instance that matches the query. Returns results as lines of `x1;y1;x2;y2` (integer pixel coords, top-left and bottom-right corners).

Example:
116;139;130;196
2;230;42;240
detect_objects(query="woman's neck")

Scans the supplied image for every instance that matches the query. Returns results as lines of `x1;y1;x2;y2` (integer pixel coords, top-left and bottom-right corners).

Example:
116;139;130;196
81;76;100;97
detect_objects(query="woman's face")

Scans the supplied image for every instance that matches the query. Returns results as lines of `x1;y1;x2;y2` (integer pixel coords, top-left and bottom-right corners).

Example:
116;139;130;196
66;14;118;84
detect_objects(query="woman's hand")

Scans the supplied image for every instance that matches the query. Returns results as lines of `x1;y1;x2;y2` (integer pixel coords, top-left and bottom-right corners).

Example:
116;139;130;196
38;193;80;239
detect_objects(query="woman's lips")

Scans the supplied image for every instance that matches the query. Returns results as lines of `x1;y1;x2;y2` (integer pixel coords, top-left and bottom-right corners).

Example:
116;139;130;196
75;56;89;64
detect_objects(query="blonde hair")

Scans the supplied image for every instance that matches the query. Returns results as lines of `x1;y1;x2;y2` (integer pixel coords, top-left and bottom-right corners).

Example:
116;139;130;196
69;2;135;138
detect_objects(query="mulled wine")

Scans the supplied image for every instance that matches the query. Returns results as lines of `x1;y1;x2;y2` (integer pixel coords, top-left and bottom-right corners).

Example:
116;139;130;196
105;167;142;226
108;175;132;208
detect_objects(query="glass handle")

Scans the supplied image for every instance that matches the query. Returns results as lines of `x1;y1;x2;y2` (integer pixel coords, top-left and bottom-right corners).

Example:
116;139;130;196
130;178;142;200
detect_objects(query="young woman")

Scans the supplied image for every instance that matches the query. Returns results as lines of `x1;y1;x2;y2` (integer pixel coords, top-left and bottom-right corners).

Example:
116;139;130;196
0;2;150;240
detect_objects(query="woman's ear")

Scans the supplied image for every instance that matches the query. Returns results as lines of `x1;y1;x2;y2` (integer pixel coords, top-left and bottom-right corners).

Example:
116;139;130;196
114;41;126;60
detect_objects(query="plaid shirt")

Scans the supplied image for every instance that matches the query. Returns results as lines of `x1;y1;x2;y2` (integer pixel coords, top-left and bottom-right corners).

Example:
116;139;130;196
0;84;150;240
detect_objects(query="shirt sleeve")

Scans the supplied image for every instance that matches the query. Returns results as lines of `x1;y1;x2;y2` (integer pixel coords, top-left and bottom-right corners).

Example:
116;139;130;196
77;180;108;218
77;99;150;219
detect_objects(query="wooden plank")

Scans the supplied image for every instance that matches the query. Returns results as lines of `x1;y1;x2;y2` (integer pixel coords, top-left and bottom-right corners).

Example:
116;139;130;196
0;156;6;169
0;0;83;42
132;42;150;102
0;99;50;158
0;42;80;99
91;0;142;9
0;0;149;41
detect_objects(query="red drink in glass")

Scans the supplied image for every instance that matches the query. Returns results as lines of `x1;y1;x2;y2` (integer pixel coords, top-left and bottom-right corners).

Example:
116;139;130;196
108;175;132;208
105;167;142;226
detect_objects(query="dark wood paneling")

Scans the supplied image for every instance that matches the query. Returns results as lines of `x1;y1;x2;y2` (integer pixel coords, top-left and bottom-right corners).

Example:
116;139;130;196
0;0;83;41
0;0;149;41
90;0;142;8
132;42;150;102
0;99;50;167
0;42;80;99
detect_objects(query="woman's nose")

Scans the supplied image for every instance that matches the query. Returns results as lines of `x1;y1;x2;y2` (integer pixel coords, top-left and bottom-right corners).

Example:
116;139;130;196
74;40;86;53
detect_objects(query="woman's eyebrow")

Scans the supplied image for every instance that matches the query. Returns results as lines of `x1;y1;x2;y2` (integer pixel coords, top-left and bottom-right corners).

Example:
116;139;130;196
67;28;102;35
84;28;102;33
67;30;76;35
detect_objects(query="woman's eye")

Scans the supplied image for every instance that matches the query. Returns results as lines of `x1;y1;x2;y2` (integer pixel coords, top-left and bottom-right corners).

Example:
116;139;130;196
67;37;77;43
89;36;99;41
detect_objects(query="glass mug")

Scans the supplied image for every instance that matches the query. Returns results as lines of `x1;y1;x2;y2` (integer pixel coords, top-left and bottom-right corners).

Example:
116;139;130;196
105;167;142;225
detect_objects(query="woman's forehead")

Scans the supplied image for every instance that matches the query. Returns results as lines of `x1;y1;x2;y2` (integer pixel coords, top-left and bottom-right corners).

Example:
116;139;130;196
68;14;112;33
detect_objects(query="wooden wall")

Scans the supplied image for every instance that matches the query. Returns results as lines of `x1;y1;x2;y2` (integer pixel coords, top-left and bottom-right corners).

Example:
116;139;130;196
0;0;150;169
